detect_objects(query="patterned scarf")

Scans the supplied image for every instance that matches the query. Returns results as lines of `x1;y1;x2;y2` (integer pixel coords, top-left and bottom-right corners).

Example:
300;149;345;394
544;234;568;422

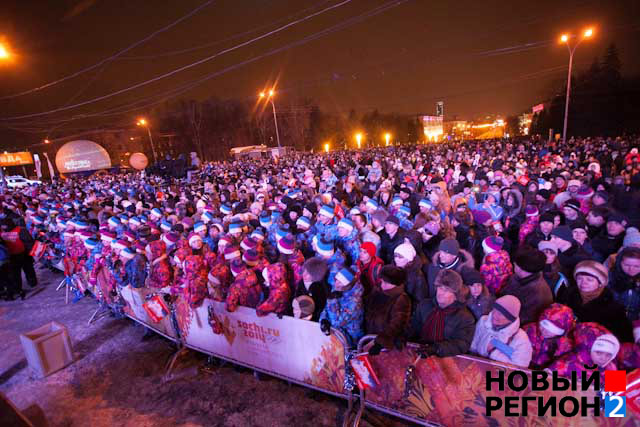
421;303;458;343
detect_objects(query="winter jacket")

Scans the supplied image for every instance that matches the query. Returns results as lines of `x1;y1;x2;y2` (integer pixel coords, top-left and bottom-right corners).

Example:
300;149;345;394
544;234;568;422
256;263;291;317
548;322;617;377
364;284;411;350
356;256;383;297
617;342;640;371
480;250;513;295
147;240;172;289
320;282;364;347
522;303;575;369
208;260;232;302
226;268;262;312
557;285;633;343
336;229;361;266
609;247;640;322
182;255;208;308
325;250;346;289
293;279;330;321
557;242;592;278
470;311;533;368
379;229;405;265
591;231;624;262
499;273;553;326
524;229;552;251
402;256;429;307
424;249;475;298
410;299;475;357
124;255;147;289
518;216;538;245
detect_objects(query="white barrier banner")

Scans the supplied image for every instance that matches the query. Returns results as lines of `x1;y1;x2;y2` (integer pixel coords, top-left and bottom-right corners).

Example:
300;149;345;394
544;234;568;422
120;286;178;340
183;299;346;395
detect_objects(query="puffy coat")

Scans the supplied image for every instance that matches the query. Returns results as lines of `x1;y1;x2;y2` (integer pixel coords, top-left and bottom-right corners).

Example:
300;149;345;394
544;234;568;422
226;268;262;312
320;281;364;347
124;255;147;289
364;284;412;350
325;250;346;289
402;256;429;307
480;250;513;295
410;299;475;357
379;229;406;265
424;249;475;298
336;228;361;266
466;285;495;321
523;303;576;369
617;342;640;371
548;322;617;377
500;273;553;326
147;240;172;289
208;259;232;302
182;255;208;308
470;311;533;368
256;263;291;317
518;215;538;245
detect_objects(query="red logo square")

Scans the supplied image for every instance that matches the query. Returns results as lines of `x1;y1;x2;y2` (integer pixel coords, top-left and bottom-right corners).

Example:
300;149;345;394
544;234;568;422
605;370;627;392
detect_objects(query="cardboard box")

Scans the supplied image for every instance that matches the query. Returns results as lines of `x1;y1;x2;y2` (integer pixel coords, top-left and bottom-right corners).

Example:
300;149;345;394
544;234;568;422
19;321;73;378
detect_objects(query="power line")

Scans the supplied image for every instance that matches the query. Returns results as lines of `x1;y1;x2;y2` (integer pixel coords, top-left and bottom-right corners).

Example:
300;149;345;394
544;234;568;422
0;0;355;121
0;0;214;100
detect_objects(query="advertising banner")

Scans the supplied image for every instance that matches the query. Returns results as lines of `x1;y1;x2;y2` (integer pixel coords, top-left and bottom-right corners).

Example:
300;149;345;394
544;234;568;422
183;300;346;396
0;151;33;166
119;286;178;341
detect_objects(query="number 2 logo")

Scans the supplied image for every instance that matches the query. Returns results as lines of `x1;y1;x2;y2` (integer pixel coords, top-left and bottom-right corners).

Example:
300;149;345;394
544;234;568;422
605;395;626;418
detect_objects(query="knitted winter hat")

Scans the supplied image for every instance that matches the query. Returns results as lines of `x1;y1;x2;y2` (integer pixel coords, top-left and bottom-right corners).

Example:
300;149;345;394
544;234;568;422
435;269;466;302
151;207;163;218
277;234;295;255
84;237;99;250
100;230;116;242
570;219;588;232
230;258;246;277
129;217;142;227
276;224;290;241
224;245;241;261
113;239;130;251
567;179;581;188
296;216;311;230
564;199;581;213
472;209;492;225
194;221;206;233
211;222;224;233
539;212;555;224
461;267;485;286
319;204;335;219
121;247;136;260
220;204;232;215
316;238;334;258
241;237;257;252
123;230;136;242
438;238;460;256
624;227;640;248
394;242;416;262
419;198;433;210
493;295;521;322
107;216;121;228
335;267;356;287
217;235;233;250
525;205;539;217
512;247;546;273
551;225;574;243
361;241;377;259
228;222;243;235
391;196;403;206
574;260;608;286
397;205;411;218
242;249;259;266
162;232;179;248
365;199;379;211
259;213;271;227
188;232;202;248
385;215;400;226
338;218;354;233
135;242;146;254
482;236;504;254
538;240;558;255
608;212;628;225
591;334;620;361
160;220;172;232
251;229;265;241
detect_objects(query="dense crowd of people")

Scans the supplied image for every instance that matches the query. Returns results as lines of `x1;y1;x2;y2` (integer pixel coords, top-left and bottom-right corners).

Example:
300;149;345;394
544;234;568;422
2;135;640;377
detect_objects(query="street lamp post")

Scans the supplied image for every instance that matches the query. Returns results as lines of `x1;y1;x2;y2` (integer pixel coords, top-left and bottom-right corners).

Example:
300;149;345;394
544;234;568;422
259;89;281;148
384;133;391;147
355;133;362;149
137;118;157;164
559;28;594;144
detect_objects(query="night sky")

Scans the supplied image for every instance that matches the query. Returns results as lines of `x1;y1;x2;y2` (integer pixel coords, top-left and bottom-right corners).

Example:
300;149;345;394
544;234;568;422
0;0;639;145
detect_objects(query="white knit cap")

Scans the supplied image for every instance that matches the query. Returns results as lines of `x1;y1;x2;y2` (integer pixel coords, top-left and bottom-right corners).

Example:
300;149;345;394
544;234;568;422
394;243;416;262
539;319;564;337
591;333;620;362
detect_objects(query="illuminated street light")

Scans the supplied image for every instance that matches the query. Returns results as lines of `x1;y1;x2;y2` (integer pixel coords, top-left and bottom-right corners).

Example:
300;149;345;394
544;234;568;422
384;133;391;146
135;118;157;163
258;88;281;148
0;43;10;60
44;139;50;144
324;143;330;153
558;27;595;144
355;133;362;149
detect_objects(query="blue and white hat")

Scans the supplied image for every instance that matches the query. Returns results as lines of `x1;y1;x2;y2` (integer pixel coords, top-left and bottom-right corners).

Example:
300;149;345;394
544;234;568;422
202;211;215;224
397;205;411;218
338;218;354;234
277;234;295;255
366;199;379;211
84;237;100;250
121;247;136;260
319;204;335;219
335;267;356;287
118;214;129;224
316;238;334;258
349;207;361;216
63;202;73;212
276;224;290;241
228;222;243;235
296;216;311;230
160;220;172;232
151;208;163;218
391;196;403;206
32;215;45;225
251;229;265;241
419;198;433;210
220;204;232;215
129;217;142;227
194;221;206;233
259;213;271;227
